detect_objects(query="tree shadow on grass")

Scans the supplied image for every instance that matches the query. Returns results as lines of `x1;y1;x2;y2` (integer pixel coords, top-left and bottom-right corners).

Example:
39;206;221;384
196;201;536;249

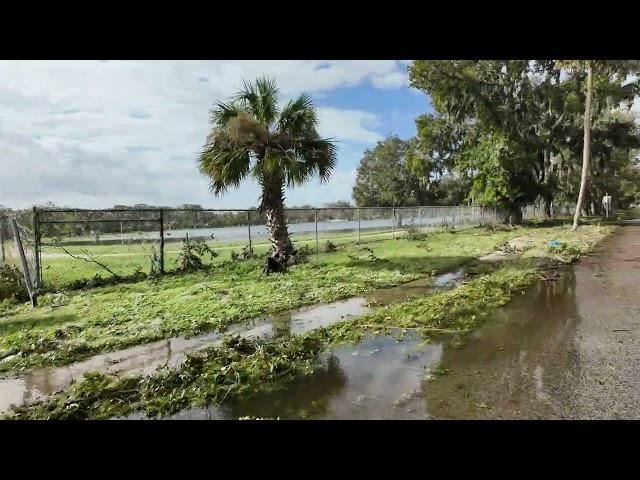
0;312;79;336
522;219;573;229
342;253;478;276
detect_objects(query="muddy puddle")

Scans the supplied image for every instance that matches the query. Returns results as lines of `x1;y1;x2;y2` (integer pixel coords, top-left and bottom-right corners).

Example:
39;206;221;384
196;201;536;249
136;265;584;420
423;266;581;419
0;268;464;415
140;333;445;420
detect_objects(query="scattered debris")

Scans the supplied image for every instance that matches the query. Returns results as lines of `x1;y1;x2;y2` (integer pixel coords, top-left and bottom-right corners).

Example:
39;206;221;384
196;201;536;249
0;348;19;361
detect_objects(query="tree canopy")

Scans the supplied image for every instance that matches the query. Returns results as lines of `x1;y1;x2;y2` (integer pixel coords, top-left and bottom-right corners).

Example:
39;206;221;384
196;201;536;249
352;136;434;207
406;60;640;223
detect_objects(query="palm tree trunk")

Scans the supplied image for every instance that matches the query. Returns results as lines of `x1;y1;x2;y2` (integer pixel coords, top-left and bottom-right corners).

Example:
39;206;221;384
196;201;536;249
572;66;593;231
261;174;294;258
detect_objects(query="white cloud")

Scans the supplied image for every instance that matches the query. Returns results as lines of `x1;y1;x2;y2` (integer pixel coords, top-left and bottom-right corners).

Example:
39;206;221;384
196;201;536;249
371;71;409;89
0;60;410;209
317;108;383;143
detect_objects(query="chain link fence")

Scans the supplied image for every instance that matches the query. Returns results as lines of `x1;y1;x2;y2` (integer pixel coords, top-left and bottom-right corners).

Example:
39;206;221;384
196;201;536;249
0;204;552;290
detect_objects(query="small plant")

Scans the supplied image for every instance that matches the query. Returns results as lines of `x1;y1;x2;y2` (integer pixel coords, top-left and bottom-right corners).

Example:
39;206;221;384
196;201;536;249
349;246;381;262
405;225;429;241
482;223;516;234
322;240;338;253
0;263;29;302
499;240;518;254
547;241;582;262
148;246;162;278
176;234;218;272
425;363;450;380
291;244;313;264
231;245;255;262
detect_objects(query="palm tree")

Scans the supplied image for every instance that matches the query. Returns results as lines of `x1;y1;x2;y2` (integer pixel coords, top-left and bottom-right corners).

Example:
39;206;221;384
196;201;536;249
199;77;337;264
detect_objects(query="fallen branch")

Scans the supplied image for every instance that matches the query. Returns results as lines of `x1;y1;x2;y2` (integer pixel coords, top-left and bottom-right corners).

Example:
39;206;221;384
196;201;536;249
55;244;120;278
358;323;470;334
552;255;574;264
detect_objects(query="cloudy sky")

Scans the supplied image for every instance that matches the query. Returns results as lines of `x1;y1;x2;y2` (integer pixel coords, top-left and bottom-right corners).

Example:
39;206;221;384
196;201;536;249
0;60;431;209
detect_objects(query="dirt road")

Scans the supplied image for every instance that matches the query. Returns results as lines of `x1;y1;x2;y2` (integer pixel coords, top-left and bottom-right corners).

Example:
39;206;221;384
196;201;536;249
424;225;640;419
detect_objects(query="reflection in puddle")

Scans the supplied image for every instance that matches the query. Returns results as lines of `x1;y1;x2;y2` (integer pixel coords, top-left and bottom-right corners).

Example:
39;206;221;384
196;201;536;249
156;267;584;420
0;269;464;415
423;267;581;419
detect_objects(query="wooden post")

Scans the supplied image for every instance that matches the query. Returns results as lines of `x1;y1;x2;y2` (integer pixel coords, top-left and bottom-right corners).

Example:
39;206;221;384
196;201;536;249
247;210;252;252
10;218;37;307
159;209;165;274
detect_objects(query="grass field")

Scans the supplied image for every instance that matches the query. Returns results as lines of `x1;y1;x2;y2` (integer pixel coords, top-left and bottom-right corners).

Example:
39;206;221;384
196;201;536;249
3;225;521;371
38;224;463;287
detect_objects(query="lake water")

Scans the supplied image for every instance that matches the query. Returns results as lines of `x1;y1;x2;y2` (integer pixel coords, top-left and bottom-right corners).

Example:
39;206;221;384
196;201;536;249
50;209;485;244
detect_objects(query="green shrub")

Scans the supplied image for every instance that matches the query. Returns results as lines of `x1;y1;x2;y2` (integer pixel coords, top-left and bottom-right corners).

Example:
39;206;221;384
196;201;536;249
176;235;218;272
322;240;338;253
0;264;29;302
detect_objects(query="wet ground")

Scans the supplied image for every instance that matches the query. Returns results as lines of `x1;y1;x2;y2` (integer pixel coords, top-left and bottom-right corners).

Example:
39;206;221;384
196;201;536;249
159;226;640;420
0;268;464;414
6;226;640;420
427;224;640;419
161;272;579;420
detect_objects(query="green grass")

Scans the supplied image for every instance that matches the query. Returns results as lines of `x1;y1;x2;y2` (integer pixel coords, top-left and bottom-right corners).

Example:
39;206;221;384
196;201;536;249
38;226;418;287
1;226;520;372
327;223;614;341
1;222;614;375
7;223;616;420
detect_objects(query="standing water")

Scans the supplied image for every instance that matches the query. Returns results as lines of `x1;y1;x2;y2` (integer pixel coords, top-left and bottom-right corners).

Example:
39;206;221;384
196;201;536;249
161;265;583;420
0;269;464;415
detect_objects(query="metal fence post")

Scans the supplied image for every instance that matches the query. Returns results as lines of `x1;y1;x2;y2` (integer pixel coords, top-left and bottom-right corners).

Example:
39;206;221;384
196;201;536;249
159;209;165;274
32;207;42;288
392;207;396;238
458;205;461;226
357;208;361;244
315;210;319;253
247;210;252;252
418;208;422;230
0;217;5;264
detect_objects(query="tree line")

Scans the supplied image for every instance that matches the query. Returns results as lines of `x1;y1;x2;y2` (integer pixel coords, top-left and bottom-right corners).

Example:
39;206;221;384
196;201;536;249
352;60;640;224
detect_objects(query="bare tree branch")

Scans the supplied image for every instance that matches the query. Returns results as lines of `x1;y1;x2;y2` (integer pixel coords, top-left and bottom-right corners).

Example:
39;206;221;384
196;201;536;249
55;244;120;278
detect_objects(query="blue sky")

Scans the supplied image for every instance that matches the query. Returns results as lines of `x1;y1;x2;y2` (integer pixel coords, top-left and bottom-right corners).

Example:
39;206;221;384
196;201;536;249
0;60;433;209
315;84;430;140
